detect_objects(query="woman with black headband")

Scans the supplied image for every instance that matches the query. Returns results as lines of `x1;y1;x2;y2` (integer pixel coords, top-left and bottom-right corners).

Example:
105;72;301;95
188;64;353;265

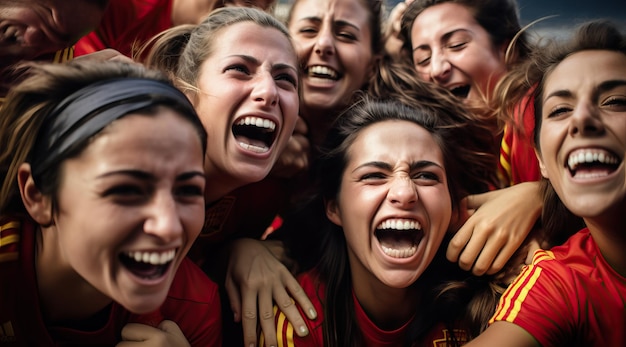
0;60;221;346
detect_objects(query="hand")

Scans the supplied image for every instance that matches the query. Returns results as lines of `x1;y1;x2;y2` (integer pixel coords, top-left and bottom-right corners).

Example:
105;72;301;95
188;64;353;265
383;0;414;58
270;115;310;178
447;181;542;275
225;238;317;347
117;320;190;347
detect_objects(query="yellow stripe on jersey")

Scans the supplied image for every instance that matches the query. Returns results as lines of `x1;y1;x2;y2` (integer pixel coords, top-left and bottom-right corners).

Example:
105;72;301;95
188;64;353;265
0;233;19;247
53;46;74;63
1;221;20;231
506;266;542;321
491;265;535;322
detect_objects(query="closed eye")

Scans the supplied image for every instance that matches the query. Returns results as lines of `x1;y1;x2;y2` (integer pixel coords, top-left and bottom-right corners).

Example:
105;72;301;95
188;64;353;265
225;64;249;74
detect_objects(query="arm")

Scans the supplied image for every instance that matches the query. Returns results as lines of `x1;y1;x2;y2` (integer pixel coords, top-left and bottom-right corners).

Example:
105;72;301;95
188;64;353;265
464;321;540;347
447;181;543;275
225;238;317;347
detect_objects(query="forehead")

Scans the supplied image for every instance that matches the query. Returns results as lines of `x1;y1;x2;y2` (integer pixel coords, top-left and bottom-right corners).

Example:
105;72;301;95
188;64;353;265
411;2;479;42
348;120;444;165
290;0;370;27
544;50;626;91
212;21;297;64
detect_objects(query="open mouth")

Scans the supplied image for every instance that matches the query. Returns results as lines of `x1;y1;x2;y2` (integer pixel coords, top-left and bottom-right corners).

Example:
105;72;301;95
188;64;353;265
307;65;341;81
449;85;470;98
375;219;423;259
119;249;176;280
232;116;277;153
0;24;24;44
566;149;621;179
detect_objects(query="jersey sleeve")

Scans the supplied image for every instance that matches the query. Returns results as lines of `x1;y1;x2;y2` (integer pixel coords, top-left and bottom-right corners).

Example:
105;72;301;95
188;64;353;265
489;250;578;347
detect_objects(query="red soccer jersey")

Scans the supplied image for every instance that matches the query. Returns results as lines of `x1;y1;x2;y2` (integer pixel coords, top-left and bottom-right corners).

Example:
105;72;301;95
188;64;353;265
490;228;626;347
74;0;174;58
264;270;467;347
0;215;222;346
498;93;541;187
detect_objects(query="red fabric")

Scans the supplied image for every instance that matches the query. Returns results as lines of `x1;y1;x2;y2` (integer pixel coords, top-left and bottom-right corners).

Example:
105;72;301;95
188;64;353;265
74;0;173;58
497;93;541;186
266;270;466;346
0;215;222;346
490;228;626;347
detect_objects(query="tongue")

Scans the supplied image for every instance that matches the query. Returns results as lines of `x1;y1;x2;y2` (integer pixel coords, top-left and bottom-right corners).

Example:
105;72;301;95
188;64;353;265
235;135;268;152
126;261;163;279
377;230;416;250
573;166;613;178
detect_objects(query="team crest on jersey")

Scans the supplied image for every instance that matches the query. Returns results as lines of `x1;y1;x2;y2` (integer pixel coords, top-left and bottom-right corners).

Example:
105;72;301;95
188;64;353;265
432;329;468;346
0;321;16;343
201;196;236;238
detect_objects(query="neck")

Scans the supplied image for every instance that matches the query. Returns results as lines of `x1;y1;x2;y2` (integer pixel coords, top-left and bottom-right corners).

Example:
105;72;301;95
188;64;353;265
585;209;626;278
35;226;112;324
349;261;418;330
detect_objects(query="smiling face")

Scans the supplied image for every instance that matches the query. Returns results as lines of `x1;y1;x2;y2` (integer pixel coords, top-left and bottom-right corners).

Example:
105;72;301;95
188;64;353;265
0;0;105;62
52;108;206;314
537;50;626;220
409;2;506;104
191;21;299;198
326;120;451;289
288;0;375;115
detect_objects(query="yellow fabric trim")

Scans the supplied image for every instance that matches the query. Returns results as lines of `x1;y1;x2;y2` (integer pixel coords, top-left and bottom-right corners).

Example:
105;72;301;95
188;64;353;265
1;221;20;231
0;234;19;247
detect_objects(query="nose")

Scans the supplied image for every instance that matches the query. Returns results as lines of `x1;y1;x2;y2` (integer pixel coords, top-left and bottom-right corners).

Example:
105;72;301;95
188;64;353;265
429;53;451;83
387;175;418;208
568;101;605;137
313;25;335;57
143;193;183;242
252;72;279;107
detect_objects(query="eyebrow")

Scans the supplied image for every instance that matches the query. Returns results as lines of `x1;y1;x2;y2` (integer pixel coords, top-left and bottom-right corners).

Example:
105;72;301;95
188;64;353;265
413;28;469;52
229;54;298;74
297;16;360;32
97;170;205;181
544;79;626;102
352;160;444;173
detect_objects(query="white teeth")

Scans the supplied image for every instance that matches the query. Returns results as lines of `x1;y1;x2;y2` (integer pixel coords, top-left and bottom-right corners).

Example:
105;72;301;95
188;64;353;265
238;141;269;153
236;116;276;131
376;219;422;231
567;149;619;170
381;245;417;258
308;65;338;79
126;250;176;265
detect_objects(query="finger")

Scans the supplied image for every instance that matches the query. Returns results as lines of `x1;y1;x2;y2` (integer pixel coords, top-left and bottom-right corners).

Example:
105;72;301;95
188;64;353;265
120;323;154;342
256;286;278;347
285;275;316;320
225;276;243;322
446;221;474;263
158;320;184;335
240;287;259;347
455;225;490;272
273;279;311;337
470;233;507;276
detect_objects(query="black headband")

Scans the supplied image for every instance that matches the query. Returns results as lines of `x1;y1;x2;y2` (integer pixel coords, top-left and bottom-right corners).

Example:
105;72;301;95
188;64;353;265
30;78;198;180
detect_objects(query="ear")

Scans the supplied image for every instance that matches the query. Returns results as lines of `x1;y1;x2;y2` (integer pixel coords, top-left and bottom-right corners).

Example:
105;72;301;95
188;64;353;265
17;163;53;226
534;148;549;179
325;198;343;227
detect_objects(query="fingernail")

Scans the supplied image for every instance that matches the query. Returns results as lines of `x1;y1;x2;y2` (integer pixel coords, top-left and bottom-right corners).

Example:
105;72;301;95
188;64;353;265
309;308;317;319
299;325;309;335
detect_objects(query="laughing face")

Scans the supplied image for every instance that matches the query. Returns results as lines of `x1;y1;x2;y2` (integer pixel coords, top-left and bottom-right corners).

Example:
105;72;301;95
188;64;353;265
288;0;375;115
326;120;452;289
52;109;206;314
191;21;299;199
0;0;105;62
409;2;506;104
537;50;626;219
